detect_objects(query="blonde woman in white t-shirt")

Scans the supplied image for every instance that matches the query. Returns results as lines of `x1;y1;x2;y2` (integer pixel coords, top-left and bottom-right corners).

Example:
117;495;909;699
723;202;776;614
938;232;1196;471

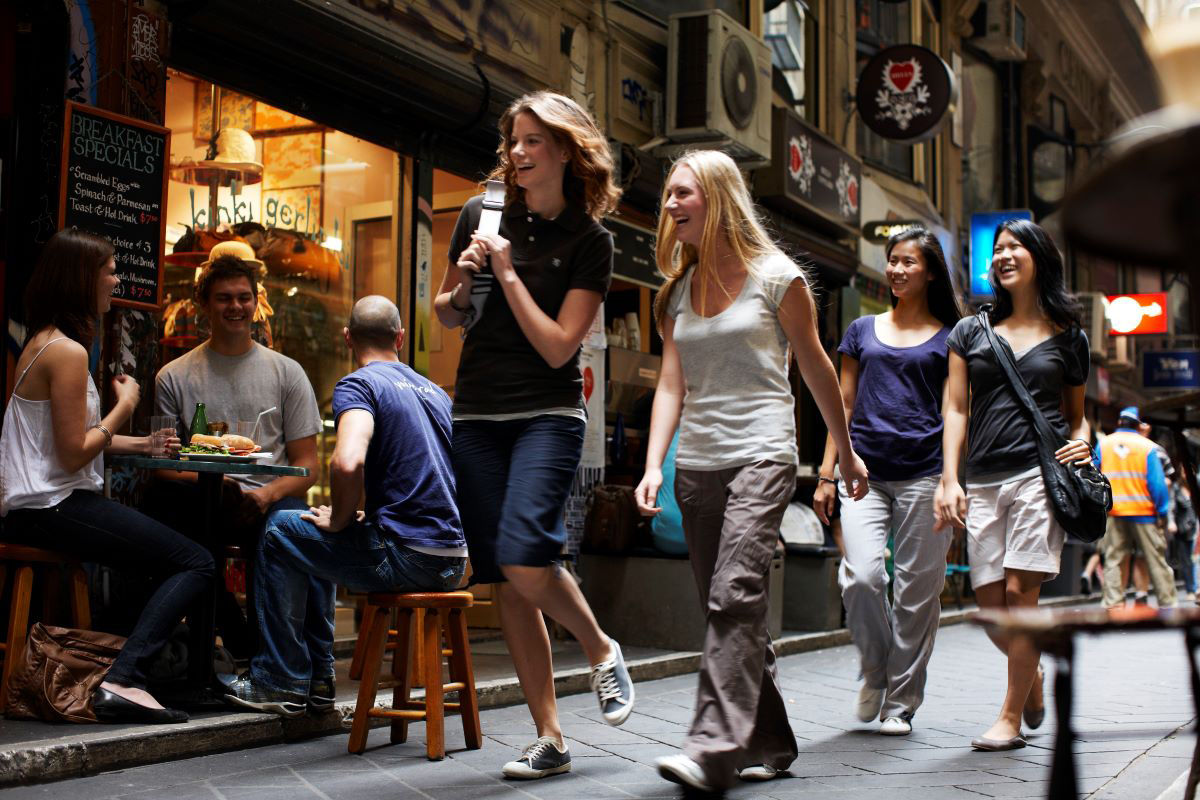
634;150;869;793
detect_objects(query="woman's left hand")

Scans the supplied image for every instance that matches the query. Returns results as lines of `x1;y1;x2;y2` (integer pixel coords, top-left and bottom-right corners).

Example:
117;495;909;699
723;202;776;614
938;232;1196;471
1055;439;1093;465
471;233;514;280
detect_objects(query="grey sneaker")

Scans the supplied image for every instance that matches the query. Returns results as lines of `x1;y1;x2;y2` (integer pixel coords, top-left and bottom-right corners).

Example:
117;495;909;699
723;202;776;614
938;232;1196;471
589;639;635;725
308;675;336;713
224;673;305;718
501;737;572;779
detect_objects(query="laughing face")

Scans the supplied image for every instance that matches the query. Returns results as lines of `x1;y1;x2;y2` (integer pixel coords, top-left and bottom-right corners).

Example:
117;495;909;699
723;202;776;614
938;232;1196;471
204;275;257;340
664;165;708;247
885;240;932;301
509;111;569;195
991;229;1036;292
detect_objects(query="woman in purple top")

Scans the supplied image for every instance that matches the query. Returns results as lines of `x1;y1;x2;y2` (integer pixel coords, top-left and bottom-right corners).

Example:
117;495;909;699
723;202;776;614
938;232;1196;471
813;227;962;735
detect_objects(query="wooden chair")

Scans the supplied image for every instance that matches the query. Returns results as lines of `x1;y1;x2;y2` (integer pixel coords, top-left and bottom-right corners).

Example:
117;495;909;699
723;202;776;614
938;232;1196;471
347;591;482;760
0;544;91;711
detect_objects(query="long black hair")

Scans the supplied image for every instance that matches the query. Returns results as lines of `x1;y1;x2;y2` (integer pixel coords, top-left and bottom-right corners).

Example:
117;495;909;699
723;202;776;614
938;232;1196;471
988;218;1081;330
885;227;963;329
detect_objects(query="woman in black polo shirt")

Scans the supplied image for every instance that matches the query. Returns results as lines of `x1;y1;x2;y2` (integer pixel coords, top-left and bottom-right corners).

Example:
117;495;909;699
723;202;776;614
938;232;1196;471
435;91;633;781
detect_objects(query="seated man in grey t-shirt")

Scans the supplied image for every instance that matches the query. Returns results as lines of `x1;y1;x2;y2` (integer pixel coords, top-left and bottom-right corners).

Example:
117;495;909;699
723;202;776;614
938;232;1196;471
146;254;321;655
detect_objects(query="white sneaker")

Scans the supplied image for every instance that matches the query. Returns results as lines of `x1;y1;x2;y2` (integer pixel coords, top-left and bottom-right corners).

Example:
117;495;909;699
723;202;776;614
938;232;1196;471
880;716;912;735
855;685;884;722
738;764;780;781
655;754;713;792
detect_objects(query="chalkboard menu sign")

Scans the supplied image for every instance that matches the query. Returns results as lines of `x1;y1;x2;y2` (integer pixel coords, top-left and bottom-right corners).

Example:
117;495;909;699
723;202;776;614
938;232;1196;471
58;102;170;310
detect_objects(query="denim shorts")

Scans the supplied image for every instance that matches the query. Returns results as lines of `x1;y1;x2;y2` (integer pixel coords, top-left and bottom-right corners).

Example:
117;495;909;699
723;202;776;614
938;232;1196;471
452;414;585;584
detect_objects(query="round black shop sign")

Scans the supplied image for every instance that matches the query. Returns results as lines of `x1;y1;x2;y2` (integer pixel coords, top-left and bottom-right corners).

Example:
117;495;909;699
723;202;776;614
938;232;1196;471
856;44;956;142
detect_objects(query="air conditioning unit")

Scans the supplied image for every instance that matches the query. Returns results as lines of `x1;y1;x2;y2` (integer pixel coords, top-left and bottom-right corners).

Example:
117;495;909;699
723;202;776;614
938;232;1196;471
1108;335;1134;372
666;9;772;167
973;0;1027;61
1078;292;1109;360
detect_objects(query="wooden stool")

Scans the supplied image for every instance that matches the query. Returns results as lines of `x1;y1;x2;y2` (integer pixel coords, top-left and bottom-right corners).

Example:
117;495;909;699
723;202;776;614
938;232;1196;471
0;544;91;711
348;591;482;760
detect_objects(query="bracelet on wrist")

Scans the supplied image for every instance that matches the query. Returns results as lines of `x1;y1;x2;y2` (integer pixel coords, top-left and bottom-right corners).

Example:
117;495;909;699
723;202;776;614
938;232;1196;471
92;423;113;448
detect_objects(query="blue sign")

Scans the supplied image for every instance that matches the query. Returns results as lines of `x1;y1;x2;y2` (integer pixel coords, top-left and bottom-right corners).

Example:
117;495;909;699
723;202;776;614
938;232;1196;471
970;210;1033;297
1144;350;1200;390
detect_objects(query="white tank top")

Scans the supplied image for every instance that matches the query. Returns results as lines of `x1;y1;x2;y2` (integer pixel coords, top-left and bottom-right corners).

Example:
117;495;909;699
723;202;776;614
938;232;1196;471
0;337;104;516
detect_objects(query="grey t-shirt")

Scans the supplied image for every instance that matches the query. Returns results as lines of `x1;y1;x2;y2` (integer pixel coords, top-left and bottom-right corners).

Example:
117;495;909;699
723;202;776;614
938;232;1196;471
155;342;322;488
668;253;804;470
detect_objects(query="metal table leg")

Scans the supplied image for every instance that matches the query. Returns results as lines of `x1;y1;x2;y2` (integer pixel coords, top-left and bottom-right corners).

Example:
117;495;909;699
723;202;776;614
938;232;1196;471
1047;635;1078;800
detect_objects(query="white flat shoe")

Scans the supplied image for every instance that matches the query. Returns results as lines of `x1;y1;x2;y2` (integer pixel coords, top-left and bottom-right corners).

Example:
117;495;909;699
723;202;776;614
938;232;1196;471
738;764;780;781
880;716;912;735
856;685;884;722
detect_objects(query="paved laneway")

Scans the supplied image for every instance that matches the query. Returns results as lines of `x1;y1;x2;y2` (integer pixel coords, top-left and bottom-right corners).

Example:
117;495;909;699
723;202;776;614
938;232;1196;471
5;620;1196;799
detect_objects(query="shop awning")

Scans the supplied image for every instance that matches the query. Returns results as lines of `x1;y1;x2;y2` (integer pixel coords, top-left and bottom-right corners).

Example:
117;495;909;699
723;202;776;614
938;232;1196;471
165;0;527;178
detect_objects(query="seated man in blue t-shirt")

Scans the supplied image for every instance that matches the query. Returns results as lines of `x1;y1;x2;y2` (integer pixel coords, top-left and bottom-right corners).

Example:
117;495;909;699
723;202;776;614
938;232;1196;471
225;295;468;716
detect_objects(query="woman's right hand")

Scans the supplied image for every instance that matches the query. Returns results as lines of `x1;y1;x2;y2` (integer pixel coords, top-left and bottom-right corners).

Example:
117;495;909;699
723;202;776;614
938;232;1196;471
112;373;140;410
635;468;663;516
935;478;967;531
813;479;837;525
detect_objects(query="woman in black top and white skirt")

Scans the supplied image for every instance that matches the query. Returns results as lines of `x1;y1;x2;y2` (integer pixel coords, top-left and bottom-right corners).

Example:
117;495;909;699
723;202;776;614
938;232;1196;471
435;91;634;781
937;219;1091;751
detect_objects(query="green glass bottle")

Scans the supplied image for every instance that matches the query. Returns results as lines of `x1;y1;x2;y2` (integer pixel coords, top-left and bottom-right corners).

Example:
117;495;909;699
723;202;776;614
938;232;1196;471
189;403;208;440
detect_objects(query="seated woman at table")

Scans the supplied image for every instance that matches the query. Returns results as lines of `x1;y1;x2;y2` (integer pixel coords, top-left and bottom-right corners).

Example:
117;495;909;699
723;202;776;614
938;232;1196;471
0;228;214;724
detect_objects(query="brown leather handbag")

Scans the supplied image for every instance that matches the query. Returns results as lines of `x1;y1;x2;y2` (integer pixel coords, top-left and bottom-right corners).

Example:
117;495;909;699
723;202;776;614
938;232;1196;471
5;623;125;723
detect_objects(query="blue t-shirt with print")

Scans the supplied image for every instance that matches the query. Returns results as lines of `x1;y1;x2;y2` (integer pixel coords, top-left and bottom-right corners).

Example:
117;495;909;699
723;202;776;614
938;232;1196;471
332;362;464;549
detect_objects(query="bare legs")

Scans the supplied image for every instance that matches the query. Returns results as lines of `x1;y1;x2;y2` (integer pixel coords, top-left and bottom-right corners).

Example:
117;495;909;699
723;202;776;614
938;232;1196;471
498;564;613;744
974;568;1045;740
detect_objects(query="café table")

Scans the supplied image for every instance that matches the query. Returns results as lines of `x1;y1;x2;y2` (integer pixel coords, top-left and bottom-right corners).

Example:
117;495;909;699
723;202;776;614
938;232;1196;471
110;454;310;707
970;605;1200;800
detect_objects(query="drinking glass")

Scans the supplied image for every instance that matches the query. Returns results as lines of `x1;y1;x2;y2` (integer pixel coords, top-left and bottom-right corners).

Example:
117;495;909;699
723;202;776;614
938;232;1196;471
149;415;175;458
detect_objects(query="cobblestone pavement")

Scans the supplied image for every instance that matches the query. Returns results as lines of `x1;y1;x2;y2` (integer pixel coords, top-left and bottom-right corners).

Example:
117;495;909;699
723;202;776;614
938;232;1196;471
5;620;1196;799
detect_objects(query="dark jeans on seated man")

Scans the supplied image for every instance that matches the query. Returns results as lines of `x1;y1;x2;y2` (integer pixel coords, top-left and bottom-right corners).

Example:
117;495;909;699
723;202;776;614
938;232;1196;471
143;479;308;657
241;508;466;716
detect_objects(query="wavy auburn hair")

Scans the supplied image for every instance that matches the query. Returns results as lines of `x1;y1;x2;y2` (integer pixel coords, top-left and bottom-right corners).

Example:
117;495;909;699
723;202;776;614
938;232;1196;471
653;150;809;328
486;91;621;221
23;228;114;347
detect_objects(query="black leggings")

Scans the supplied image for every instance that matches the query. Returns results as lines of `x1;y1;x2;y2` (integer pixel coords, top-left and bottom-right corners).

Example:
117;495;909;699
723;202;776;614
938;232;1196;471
4;490;214;689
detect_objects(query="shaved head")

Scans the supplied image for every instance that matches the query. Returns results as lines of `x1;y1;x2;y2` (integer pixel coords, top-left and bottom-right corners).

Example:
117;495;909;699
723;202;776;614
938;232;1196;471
348;295;402;349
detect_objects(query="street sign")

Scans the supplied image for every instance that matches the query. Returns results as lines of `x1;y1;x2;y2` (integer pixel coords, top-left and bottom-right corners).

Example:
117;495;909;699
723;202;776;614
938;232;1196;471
969;210;1032;297
1107;293;1168;335
1143;350;1200;389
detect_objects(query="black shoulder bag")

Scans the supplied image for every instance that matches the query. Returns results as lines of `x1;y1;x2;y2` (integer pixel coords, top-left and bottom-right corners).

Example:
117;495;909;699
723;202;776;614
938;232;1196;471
976;309;1112;543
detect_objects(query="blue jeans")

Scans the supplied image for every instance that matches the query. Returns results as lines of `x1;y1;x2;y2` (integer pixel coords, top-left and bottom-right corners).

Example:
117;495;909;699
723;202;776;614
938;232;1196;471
3;490;214;689
252;509;467;695
452;415;585;584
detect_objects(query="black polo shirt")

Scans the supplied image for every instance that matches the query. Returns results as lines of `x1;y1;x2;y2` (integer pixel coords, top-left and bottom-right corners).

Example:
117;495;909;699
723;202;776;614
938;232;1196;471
448;194;613;415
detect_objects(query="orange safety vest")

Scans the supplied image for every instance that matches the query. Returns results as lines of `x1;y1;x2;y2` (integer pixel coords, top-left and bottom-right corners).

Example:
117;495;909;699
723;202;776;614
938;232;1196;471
1100;430;1157;517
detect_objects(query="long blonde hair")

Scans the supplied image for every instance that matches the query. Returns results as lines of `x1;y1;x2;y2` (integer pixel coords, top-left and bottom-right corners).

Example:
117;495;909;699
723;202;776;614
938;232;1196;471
486;91;621;221
653;150;808;328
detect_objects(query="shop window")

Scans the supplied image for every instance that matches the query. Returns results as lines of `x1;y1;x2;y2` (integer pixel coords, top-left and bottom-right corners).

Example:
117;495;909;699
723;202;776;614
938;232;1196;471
856;0;915;177
765;0;820;126
163;70;402;504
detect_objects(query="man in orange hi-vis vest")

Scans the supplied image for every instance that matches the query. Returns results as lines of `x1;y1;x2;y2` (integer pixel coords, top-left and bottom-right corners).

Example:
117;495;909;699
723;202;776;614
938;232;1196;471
1097;407;1175;608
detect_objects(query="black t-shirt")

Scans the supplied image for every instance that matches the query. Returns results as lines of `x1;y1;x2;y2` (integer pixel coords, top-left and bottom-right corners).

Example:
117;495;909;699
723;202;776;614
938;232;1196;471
946;316;1089;478
448;194;613;414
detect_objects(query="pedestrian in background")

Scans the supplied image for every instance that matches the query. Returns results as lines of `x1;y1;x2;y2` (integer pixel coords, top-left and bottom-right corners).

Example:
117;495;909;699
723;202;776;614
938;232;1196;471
635;149;869;794
434;91;633;781
1097;408;1175;609
813;226;962;737
937;219;1091;751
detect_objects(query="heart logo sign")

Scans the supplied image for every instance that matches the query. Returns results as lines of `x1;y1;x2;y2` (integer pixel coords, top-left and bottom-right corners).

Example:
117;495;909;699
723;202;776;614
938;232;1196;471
583;366;594;402
884;59;919;93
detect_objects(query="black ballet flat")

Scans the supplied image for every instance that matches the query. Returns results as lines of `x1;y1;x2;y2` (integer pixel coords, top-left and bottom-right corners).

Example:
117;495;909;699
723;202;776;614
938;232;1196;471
92;687;189;724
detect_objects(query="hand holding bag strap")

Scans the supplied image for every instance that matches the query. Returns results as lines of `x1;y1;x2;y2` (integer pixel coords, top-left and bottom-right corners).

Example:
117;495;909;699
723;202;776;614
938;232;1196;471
975;308;1061;444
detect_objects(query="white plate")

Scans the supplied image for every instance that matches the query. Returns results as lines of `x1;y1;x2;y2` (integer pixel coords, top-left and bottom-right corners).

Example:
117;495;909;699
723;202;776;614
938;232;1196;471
179;452;273;463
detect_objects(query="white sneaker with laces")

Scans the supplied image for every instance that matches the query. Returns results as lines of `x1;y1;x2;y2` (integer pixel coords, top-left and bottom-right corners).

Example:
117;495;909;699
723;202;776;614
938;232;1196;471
656;754;713;792
856;685;884;722
738;764;780;781
880;716;912;735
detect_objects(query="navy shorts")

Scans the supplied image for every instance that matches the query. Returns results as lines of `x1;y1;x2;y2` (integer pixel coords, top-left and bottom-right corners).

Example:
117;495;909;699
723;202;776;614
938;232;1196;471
452;414;585;584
